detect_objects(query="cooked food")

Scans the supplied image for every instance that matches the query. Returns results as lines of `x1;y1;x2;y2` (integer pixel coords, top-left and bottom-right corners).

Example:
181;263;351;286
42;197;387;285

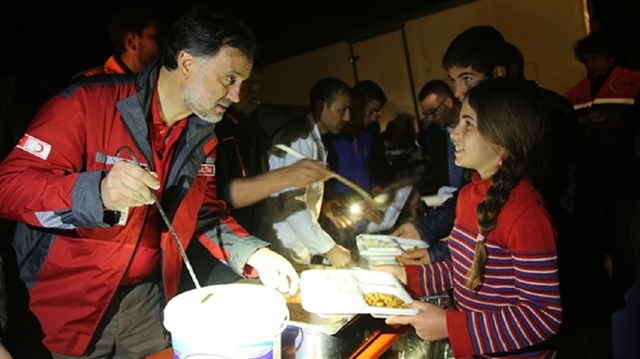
359;236;397;248
287;302;344;325
364;292;407;308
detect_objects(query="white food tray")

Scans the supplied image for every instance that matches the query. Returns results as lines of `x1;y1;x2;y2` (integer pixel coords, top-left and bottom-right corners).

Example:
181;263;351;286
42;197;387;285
300;269;419;318
285;303;354;335
421;193;453;207
356;234;428;256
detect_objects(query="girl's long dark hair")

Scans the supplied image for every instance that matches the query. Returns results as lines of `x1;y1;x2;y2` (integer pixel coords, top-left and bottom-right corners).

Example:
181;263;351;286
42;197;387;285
464;77;547;291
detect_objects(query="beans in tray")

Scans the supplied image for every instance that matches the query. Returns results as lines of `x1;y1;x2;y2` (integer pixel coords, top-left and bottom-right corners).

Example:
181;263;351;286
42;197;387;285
364;292;407;308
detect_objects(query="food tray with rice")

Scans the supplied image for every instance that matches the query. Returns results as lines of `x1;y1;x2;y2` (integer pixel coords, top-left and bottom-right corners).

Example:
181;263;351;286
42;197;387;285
356;234;428;256
300;269;419;318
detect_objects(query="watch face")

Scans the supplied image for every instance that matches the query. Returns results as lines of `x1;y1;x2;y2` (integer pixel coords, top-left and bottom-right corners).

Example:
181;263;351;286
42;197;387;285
104;208;128;226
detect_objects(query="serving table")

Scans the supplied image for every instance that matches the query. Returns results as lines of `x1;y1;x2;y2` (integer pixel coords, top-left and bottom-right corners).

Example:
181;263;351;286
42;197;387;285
145;320;408;359
145;244;446;358
145;262;413;359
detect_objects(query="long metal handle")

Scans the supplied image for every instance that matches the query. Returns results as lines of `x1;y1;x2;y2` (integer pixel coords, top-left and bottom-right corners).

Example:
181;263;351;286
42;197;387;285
328;172;373;201
274;144;373;201
115;146;201;289
151;192;201;289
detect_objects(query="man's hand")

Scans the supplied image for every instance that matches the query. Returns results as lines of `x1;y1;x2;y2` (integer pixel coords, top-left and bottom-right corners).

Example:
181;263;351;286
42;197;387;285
101;161;160;211
363;208;384;224
228;159;331;209
321;200;352;229
391;222;420;239
283;159;332;188
324;244;353;268
247;248;300;295
385;301;447;342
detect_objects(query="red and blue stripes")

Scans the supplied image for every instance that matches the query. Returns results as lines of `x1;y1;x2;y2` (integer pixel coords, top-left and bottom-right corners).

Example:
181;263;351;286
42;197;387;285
405;178;561;358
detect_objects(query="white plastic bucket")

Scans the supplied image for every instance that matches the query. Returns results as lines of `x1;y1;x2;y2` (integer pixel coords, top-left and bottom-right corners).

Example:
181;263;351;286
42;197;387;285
163;283;289;359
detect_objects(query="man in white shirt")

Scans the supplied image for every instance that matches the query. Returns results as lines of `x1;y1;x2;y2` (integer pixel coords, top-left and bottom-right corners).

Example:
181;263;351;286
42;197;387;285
258;77;354;268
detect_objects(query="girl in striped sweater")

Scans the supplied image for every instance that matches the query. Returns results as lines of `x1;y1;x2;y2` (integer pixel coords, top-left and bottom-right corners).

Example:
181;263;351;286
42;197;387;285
382;77;562;358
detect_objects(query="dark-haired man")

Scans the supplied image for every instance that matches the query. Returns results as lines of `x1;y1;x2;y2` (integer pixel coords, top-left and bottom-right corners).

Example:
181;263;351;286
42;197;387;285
181;64;331;290
415;79;464;195
0;5;300;357
568;30;640;308
395;26;515;262
258;77;355;269
74;3;162;80
320;80;392;235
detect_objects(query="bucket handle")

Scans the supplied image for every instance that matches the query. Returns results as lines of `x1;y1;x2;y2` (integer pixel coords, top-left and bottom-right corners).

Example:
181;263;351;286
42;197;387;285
279;312;290;332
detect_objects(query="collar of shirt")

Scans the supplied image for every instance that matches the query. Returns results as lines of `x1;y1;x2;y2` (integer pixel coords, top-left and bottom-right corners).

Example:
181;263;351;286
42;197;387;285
149;83;187;180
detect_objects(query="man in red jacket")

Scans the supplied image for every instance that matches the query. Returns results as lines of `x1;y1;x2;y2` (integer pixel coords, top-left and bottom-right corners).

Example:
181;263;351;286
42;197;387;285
0;4;299;358
74;3;162;80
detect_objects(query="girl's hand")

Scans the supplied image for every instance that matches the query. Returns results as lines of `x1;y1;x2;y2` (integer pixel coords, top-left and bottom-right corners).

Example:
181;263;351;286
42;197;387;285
385;300;448;342
397;248;431;265
368;264;407;284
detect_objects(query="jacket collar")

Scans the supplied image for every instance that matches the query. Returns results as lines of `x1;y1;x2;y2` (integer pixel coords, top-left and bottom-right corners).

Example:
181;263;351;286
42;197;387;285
116;61;216;171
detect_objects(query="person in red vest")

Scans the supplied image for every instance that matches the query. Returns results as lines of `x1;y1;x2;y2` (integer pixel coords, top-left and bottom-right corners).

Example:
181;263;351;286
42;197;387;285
71;3;162;81
568;31;640;129
568;30;640;311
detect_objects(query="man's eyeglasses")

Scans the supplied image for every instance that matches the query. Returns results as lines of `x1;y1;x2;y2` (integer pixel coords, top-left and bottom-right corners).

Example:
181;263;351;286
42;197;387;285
422;99;445;120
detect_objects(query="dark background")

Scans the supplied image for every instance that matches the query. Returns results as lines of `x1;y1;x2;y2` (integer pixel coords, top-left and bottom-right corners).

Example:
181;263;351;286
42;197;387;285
1;0;639;99
0;0;452;95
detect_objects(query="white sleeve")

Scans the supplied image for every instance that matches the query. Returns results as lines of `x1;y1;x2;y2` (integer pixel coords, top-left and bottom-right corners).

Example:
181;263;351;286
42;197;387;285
268;136;335;255
282;209;335;255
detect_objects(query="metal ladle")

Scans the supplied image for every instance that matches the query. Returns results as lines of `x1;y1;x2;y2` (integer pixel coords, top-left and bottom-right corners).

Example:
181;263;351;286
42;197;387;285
274;144;392;209
115;146;202;290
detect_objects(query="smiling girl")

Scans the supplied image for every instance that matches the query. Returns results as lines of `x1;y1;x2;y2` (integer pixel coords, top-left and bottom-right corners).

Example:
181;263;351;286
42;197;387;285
380;77;562;358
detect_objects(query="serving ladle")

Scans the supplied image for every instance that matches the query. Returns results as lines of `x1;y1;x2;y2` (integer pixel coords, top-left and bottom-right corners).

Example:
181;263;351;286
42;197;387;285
274;144;392;209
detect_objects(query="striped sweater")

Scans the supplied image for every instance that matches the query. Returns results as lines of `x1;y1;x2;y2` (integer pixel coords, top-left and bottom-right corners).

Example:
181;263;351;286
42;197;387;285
405;174;562;358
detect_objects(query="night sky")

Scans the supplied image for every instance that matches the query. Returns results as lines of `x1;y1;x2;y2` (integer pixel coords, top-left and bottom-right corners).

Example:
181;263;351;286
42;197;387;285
1;0;638;102
0;0;445;95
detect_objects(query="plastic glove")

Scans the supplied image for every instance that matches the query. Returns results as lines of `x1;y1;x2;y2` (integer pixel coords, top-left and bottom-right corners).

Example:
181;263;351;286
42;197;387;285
324;244;354;268
246;248;300;295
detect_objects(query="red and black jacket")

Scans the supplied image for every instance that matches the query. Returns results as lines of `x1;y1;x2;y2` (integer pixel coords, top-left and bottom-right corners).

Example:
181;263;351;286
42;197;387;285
0;61;268;355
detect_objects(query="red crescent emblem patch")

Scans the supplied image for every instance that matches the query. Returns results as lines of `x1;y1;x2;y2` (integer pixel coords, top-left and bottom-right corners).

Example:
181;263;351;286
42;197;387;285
17;134;52;160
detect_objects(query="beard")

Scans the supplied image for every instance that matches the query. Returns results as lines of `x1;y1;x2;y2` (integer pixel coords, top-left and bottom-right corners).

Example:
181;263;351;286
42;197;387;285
179;77;229;124
194;107;224;124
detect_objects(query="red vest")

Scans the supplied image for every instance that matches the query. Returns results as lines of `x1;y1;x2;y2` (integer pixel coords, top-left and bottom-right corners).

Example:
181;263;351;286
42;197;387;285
568;65;640;110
